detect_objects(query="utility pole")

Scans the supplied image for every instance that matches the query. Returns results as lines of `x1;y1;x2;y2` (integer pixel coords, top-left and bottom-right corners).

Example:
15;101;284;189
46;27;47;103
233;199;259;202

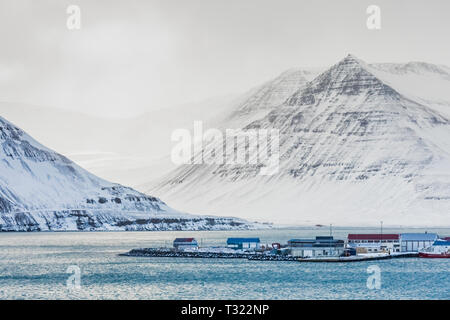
380;221;383;251
329;224;332;256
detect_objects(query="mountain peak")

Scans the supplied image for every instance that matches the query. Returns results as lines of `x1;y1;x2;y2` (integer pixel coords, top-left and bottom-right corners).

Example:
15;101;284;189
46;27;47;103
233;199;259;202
337;54;367;68
345;53;358;60
285;54;398;107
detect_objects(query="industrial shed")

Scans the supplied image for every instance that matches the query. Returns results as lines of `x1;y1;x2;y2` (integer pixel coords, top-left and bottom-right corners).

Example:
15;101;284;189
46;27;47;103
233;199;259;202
400;233;438;252
288;236;345;258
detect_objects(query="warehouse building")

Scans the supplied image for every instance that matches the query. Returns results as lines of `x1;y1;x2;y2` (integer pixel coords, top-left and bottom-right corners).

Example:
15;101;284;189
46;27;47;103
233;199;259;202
400;233;438;252
227;238;260;250
288;236;345;258
347;234;400;252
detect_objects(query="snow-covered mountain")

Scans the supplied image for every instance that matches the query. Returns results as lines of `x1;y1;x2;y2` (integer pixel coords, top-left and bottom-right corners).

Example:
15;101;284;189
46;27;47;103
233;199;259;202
150;54;450;226
0;68;323;189
0;116;258;231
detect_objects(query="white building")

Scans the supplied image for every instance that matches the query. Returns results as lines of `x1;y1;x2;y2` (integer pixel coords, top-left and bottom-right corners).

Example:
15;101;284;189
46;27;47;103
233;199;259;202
347;234;401;252
288;237;345;258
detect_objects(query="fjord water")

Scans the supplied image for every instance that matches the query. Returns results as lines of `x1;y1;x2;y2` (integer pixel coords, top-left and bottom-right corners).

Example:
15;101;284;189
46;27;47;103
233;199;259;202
0;228;448;300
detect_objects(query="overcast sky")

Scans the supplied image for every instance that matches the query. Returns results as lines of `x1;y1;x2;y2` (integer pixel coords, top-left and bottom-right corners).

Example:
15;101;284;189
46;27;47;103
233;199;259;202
0;0;449;118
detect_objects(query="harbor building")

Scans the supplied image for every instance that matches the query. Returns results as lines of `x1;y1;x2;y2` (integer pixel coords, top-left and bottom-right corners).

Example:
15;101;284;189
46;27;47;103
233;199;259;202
288;236;345;258
227;238;260;250
173;238;199;250
347;234;400;252
400;233;438;252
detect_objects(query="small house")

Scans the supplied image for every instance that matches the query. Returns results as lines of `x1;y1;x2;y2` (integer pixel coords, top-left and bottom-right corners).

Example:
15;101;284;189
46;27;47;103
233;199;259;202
173;238;198;250
226;238;260;250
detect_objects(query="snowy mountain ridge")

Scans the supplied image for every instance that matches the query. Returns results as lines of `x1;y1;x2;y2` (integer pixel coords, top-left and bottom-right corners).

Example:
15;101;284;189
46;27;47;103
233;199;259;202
0;116;258;231
224;67;323;128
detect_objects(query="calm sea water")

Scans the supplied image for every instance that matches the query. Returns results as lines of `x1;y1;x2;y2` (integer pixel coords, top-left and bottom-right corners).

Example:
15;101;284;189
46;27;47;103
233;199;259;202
0;227;449;300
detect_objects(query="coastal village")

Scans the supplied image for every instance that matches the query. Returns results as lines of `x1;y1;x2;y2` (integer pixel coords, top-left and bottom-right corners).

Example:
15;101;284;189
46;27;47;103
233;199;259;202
124;232;450;262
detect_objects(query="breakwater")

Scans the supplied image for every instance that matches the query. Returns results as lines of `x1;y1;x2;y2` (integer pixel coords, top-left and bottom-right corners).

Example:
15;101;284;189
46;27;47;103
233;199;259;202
121;248;297;261
121;248;419;262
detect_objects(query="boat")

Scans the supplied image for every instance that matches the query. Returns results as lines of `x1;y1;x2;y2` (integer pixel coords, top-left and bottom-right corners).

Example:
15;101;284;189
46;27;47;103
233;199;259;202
419;239;450;258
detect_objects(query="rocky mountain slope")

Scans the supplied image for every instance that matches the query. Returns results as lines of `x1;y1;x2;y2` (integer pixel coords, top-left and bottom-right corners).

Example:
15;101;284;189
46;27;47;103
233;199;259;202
150;55;450;226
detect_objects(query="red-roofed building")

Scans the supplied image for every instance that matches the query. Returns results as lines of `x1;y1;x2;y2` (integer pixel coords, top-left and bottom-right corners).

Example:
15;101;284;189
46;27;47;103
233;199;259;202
347;234;400;253
173;238;199;250
348;234;399;241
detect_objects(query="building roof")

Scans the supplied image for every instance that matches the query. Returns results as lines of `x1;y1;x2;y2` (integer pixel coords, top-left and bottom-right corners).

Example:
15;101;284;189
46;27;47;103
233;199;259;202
289;237;340;243
400;233;438;241
173;238;197;243
348;234;399;241
348;243;384;248
315;236;334;241
227;238;260;244
288;238;344;248
288;239;316;243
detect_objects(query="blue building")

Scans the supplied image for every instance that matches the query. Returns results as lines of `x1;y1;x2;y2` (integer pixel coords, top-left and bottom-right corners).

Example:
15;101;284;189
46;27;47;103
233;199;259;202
227;238;260;250
400;233;438;252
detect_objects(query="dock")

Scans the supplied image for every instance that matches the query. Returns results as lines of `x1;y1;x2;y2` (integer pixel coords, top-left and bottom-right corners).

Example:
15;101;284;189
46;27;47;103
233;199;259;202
297;252;418;262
